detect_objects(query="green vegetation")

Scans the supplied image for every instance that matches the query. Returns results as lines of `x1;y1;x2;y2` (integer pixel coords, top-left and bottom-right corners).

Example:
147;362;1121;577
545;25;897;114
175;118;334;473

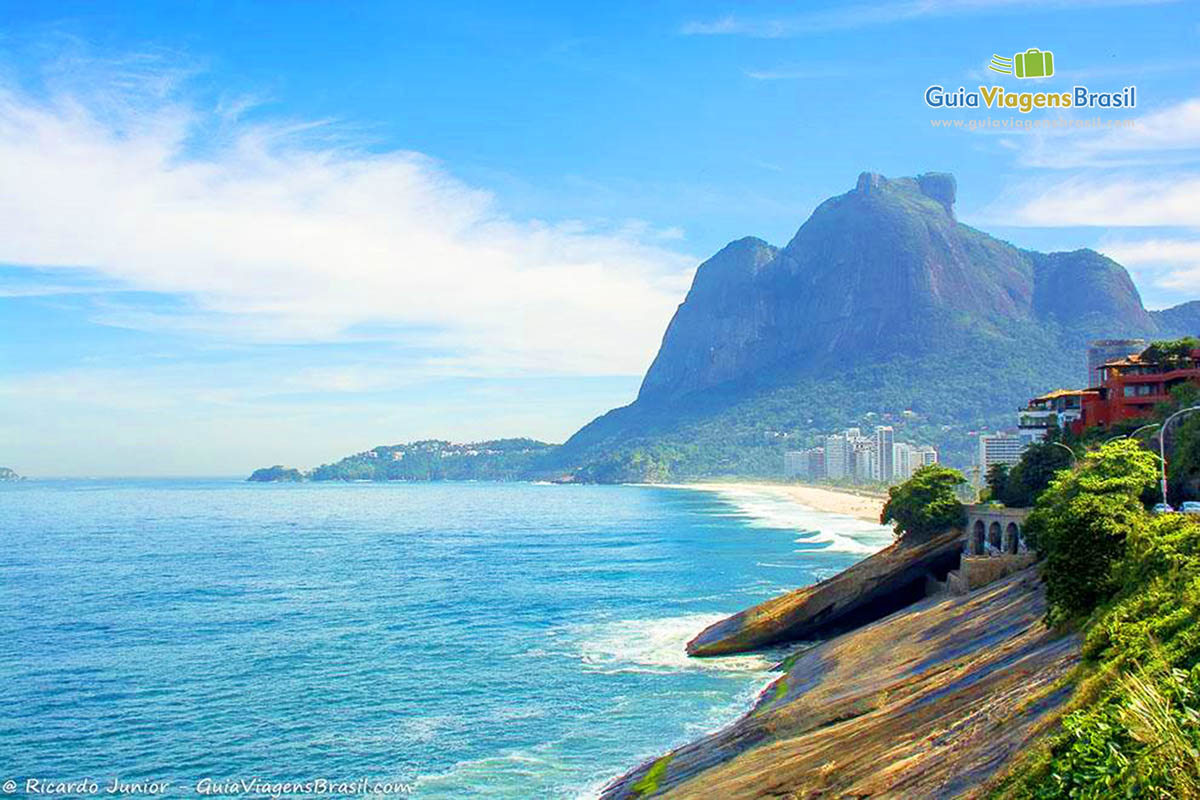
308;438;556;482
556;333;1076;482
631;754;673;798
1024;440;1161;625
985;441;1076;508
247;465;304;482
1141;336;1200;370
994;439;1200;798
246;439;560;482
880;464;967;545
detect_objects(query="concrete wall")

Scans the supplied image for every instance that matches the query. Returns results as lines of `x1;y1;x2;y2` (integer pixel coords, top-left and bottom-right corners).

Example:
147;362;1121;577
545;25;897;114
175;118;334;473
960;553;1036;592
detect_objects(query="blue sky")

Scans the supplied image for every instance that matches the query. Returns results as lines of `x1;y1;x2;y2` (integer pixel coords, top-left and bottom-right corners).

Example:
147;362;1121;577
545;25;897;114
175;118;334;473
2;0;1199;475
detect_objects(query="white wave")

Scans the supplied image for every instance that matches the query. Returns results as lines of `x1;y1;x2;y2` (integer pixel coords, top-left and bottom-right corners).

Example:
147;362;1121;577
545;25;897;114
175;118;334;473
570;613;775;675
413;751;570;798
695;486;894;555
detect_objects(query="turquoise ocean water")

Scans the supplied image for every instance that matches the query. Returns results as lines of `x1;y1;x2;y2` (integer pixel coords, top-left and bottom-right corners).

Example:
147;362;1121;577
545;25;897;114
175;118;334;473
0;480;892;798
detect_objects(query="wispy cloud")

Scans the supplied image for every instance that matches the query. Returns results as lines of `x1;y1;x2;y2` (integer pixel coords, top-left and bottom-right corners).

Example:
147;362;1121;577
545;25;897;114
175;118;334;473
977;97;1200;226
744;65;855;81
682;0;1177;37
1099;236;1200;295
972;94;1200;302
1014;98;1200;169
986;173;1200;227
0;59;698;377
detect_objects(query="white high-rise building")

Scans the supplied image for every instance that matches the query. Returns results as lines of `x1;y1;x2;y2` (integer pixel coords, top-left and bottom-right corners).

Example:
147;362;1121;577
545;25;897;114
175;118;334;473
875;426;895;482
825;434;848;480
855;446;878;483
784;451;806;478
978;433;1028;470
892;442;914;482
917;445;938;467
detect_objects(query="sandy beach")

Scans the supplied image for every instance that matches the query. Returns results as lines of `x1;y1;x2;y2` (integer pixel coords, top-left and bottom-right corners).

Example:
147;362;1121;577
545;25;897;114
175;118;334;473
667;482;887;524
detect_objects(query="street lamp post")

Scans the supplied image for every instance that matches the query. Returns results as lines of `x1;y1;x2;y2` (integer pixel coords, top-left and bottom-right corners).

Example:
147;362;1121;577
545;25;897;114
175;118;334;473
1106;422;1162;443
1158;406;1200;508
1048;441;1077;465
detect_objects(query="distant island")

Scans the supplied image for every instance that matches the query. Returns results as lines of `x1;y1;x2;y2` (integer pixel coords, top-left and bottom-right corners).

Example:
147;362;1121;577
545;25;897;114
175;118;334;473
0;467;22;481
247;438;558;482
247;465;304;482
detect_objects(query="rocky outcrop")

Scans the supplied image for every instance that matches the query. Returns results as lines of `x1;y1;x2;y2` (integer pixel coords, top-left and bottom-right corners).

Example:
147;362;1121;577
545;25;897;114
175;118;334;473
603;569;1079;799
552;172;1200;479
632;171;1185;404
687;528;964;656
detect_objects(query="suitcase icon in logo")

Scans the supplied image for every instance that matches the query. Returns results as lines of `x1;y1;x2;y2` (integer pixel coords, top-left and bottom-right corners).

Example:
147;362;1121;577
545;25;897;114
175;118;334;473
1014;48;1054;78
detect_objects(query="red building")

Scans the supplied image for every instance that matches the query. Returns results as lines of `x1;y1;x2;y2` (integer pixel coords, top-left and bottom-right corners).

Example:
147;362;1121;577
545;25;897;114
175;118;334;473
1080;347;1200;430
1020;346;1200;435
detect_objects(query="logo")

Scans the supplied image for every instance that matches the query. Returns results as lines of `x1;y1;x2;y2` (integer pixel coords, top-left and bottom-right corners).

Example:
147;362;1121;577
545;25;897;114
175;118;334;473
924;45;1136;114
989;48;1055;79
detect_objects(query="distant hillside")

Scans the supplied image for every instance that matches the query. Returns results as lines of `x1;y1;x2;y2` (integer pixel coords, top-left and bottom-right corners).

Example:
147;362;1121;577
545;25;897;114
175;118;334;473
551;172;1199;481
0;467;21;481
248;439;558;482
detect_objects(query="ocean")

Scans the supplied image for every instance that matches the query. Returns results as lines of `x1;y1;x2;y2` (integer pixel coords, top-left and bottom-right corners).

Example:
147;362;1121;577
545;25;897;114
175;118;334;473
0;480;893;798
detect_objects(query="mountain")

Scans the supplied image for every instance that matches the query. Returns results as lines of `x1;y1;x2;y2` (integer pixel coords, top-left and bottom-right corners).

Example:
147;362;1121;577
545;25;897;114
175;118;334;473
551;172;1198;481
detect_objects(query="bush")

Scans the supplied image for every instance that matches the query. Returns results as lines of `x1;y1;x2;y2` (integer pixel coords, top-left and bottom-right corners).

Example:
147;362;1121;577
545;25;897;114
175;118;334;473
1001;514;1200;800
881;464;967;545
1024;439;1160;625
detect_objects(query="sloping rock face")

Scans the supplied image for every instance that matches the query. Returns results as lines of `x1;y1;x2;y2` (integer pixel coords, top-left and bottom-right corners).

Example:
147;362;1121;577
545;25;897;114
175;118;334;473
635;172;1168;403
687;529;964;656
552;172;1200;479
603;569;1079;800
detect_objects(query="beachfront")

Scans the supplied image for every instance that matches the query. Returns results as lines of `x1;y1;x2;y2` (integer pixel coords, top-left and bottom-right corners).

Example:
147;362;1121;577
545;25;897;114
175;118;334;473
668;482;887;525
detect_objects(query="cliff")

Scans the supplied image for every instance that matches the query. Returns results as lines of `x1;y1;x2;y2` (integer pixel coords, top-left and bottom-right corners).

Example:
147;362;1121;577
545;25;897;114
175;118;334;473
601;569;1079;799
554;172;1200;478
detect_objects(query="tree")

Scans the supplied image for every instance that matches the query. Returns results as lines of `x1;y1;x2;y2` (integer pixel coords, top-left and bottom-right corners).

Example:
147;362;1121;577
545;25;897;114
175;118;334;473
881;464;968;545
1024;439;1161;625
985;462;1010;503
1141;337;1200;370
1003;440;1076;507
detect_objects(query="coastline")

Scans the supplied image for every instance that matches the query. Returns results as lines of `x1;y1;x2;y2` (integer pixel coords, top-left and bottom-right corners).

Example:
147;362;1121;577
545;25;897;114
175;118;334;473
651;481;887;525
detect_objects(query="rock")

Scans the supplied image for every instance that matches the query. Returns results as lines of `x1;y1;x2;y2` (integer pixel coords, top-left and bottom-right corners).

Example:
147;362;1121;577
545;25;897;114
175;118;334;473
603;568;1080;799
686;528;964;656
551;171;1199;478
917;170;956;216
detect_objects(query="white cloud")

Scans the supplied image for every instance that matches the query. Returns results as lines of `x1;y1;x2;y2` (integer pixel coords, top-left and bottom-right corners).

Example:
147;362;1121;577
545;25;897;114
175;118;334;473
0;71;697;377
744;65;854;81
974;98;1200;228
1099;237;1200;295
990;174;1200;227
681;0;1175;37
1016;98;1200;169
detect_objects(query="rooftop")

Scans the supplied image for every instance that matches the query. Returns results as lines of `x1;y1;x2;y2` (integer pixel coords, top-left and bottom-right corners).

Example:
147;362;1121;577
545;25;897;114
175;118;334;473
1031;388;1099;402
